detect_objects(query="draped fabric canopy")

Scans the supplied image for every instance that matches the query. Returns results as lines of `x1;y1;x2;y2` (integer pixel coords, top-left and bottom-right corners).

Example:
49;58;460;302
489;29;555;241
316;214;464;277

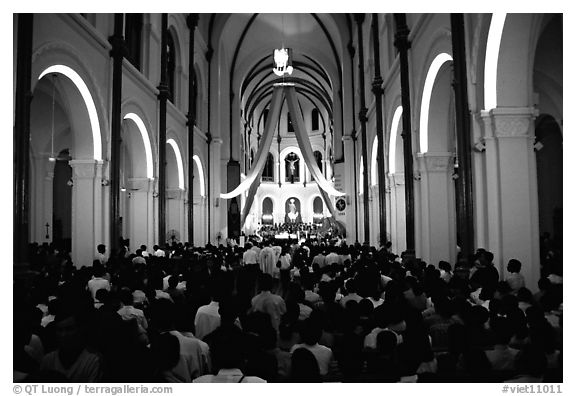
220;87;284;199
219;84;345;227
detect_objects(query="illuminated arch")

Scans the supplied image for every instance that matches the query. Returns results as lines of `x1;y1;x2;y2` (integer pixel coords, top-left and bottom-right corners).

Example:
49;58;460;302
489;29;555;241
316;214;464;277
39;65;102;161
192;155;206;197
419;53;453;153
484;13;507;110
166;138;185;190
389;106;403;174
123;113;154;179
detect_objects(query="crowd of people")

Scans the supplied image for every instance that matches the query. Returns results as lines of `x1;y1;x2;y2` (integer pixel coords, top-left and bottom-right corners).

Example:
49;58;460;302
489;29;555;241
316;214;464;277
14;236;562;383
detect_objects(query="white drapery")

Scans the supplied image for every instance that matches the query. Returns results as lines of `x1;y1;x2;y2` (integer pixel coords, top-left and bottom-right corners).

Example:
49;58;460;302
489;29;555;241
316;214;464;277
220;86;284;199
220;84;345;228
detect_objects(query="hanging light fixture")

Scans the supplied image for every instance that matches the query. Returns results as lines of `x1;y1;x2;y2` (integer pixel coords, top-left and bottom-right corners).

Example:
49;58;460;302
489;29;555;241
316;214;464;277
272;15;293;77
48;74;57;162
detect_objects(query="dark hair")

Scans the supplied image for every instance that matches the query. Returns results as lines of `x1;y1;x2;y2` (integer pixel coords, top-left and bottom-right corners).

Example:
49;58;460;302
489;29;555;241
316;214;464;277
151;333;180;371
119;287;134;306
507;259;522;273
97;244;106;254
259;273;274;292
168;275;179;289
515;345;547;377
290;348;321;382
300;319;322;345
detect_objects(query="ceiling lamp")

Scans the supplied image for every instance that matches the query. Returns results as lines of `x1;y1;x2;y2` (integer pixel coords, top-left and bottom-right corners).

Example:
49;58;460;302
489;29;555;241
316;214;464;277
273;47;293;77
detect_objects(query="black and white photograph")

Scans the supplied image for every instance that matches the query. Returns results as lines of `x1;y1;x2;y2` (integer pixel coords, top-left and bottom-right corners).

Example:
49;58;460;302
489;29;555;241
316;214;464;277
11;6;568;391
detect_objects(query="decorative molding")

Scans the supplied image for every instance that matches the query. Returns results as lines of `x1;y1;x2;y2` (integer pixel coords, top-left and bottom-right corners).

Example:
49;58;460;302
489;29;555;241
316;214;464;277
69;159;97;178
128;177;153;192
494;117;531;138
419;152;453;172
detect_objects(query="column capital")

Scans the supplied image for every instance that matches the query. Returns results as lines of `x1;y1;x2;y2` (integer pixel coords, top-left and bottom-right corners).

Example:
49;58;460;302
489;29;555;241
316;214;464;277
417;152;454;172
69;159;98;179
481;107;536;138
128;177;154;192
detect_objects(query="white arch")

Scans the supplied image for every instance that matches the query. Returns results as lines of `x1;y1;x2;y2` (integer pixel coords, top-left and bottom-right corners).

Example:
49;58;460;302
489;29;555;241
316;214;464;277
389;106;403;174
166;139;185;190
123;113;154;179
419;53;453;153
192;155;206;197
484;13;507;111
39;65;102;161
371;136;378;186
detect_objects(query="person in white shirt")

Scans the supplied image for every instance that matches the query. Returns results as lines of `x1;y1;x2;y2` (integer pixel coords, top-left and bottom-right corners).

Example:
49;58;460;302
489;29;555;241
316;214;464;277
250;274;286;331
152;298;210;381
140;245;150;257
290;319;335;378
259;241;276;276
340;279;363;307
312;250;327;269
117;287;148;331
132;249;147;265
153;245;166;257
242;243;258;269
194;338;265;383
325;248;341;267
95;244;107;265
87;266;111;301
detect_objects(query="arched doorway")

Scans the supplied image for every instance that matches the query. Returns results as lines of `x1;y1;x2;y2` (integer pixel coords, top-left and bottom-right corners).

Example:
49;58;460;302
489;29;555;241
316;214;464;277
417;53;457;265
120;113;155;252
52;149;73;252
30;65;104;267
312;196;324;224
262;197;274;224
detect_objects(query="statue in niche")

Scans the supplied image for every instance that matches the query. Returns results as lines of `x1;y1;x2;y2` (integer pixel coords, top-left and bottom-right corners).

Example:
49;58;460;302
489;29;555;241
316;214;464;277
285;152;299;183
285;197;301;224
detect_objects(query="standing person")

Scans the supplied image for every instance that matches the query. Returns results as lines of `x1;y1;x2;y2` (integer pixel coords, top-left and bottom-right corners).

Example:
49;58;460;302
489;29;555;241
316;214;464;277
506;259;526;294
259;241;276;276
95;244;107;265
250;274;286;331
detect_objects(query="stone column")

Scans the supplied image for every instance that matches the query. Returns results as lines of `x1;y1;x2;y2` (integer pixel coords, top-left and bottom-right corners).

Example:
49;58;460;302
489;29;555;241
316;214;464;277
342;135;357;243
417;152;457;266
69;160;98;268
210;137;223;244
390;172;407;255
128;177;154;250
481;107;539;290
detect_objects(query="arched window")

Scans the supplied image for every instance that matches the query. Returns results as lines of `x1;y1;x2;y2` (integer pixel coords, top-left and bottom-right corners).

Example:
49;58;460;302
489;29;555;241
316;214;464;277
287;112;294;132
262;198;274;224
125;14;143;71
262;153;274;182
312;108;319;131
313;196;324;223
313;151;323;171
166;31;176;103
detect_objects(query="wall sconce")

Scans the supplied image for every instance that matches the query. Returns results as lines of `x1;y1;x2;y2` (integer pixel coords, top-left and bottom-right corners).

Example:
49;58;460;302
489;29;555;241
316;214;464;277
534;141;544;151
67;178;74;187
414;172;422;181
101;179;110;186
473;141;486;152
